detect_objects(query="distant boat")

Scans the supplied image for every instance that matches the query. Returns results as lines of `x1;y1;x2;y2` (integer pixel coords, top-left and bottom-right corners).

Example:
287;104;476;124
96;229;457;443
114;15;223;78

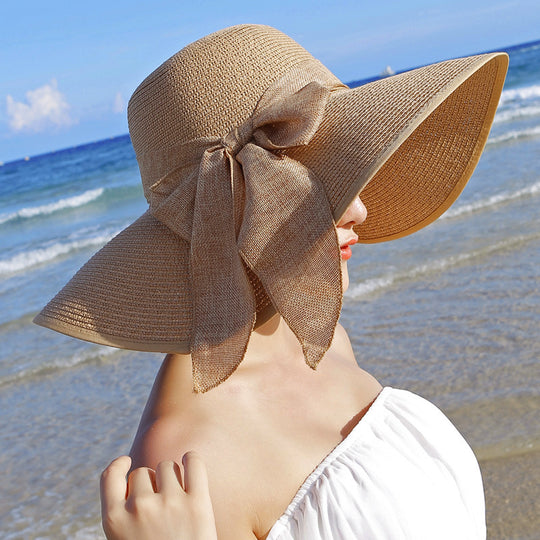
380;65;395;77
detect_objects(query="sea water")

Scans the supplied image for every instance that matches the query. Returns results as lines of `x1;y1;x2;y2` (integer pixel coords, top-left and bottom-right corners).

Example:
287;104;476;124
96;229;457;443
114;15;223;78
1;41;539;539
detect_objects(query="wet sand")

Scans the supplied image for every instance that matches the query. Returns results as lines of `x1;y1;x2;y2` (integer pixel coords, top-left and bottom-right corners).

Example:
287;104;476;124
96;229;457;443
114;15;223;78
481;450;540;540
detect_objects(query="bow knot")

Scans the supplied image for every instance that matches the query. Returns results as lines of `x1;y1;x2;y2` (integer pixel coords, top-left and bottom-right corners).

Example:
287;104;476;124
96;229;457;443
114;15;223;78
140;63;346;392
221;120;253;156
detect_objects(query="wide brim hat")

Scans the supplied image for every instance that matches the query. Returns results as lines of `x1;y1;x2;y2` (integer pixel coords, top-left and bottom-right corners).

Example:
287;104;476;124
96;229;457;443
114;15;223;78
34;25;508;391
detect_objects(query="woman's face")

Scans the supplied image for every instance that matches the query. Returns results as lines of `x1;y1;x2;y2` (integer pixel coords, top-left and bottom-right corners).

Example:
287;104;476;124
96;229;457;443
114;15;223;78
335;196;367;292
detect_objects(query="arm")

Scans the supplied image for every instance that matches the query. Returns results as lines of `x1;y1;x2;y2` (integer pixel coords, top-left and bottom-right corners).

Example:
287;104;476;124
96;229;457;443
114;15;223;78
100;452;218;540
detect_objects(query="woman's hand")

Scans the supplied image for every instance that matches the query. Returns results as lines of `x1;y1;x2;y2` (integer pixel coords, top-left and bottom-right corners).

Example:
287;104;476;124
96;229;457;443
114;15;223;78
100;453;218;540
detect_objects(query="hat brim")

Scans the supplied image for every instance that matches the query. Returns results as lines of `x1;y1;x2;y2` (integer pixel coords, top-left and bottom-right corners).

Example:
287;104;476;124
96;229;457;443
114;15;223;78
34;211;194;352
291;52;508;242
34;211;276;353
35;52;508;353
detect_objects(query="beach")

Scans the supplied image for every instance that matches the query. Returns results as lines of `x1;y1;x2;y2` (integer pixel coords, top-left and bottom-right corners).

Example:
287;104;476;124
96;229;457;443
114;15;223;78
1;40;539;538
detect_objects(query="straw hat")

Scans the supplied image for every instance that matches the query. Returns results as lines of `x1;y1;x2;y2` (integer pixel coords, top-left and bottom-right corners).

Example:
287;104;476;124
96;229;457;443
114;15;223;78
34;24;508;392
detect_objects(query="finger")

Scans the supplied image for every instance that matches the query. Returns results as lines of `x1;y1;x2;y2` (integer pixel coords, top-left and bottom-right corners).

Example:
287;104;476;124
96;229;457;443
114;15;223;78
100;455;132;515
182;451;210;496
155;460;184;496
127;466;157;498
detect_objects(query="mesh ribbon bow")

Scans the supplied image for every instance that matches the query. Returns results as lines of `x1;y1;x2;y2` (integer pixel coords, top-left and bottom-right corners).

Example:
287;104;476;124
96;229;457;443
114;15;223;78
141;69;344;391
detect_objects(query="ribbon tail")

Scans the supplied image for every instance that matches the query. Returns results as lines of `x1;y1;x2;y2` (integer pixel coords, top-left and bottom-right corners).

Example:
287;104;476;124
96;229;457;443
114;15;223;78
190;148;256;392
237;144;342;369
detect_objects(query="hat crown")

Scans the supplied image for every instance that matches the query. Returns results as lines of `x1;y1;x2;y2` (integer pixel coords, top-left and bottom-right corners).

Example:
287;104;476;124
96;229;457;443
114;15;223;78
127;25;323;159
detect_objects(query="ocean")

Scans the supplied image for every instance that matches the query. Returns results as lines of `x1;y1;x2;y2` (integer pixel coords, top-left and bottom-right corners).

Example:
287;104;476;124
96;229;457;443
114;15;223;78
1;41;539;539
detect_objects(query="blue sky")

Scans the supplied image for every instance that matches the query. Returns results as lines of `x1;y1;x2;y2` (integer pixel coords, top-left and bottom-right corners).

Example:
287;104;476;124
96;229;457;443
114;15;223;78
1;0;539;163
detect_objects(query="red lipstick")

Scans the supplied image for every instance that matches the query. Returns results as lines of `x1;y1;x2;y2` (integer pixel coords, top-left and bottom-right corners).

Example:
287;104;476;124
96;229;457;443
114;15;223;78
340;238;357;261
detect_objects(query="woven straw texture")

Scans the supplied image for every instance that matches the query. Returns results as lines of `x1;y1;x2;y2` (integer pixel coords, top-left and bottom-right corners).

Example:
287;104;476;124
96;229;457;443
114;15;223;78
34;25;508;391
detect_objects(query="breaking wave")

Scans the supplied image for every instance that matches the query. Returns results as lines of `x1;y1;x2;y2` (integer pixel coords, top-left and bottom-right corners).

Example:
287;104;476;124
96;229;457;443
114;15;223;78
443;181;540;218
0;346;118;388
0;188;104;225
346;234;538;300
0;229;119;276
487;125;540;145
499;83;540;104
493;104;540;124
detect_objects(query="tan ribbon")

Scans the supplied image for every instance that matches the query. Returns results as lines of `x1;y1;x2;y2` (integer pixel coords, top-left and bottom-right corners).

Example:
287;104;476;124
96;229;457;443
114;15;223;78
140;65;345;392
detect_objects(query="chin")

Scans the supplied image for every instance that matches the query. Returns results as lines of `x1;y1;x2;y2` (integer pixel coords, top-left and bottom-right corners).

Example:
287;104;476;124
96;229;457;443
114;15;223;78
341;261;349;293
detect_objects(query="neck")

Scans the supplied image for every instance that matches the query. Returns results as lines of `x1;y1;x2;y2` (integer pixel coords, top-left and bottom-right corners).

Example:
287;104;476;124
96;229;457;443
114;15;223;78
239;314;304;369
148;315;304;403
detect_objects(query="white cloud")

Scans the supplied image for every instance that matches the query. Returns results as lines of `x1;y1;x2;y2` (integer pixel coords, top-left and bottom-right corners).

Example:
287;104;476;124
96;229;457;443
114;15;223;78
6;79;73;133
113;91;125;114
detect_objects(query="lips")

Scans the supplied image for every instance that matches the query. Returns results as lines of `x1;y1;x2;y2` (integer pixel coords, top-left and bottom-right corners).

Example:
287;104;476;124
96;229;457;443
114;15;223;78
340;237;357;261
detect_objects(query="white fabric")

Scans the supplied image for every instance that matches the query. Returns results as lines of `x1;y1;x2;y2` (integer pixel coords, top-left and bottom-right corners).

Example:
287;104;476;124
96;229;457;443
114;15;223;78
266;387;485;540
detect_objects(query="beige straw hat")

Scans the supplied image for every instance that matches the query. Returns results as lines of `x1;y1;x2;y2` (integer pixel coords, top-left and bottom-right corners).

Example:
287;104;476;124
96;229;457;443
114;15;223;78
34;24;508;392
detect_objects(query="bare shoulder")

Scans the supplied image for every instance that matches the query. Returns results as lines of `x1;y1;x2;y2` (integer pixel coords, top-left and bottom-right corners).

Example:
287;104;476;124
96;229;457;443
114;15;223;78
129;357;264;539
329;323;381;385
332;323;357;361
130;398;260;539
129;408;193;469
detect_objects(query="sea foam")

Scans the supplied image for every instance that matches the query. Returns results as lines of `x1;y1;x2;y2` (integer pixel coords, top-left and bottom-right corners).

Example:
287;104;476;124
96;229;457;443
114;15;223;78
0;188;104;225
443;181;540;218
346;234;538;300
0;230;119;276
499;83;540;104
493;104;540;123
0;346;117;388
487;125;540;145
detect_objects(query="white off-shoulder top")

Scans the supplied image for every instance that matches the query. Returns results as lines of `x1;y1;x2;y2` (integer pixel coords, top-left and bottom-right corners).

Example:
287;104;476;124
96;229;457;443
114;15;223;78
266;387;485;540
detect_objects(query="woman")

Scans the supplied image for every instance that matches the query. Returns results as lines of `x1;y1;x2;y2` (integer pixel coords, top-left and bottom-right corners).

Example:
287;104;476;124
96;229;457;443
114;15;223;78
35;25;508;539
101;195;377;540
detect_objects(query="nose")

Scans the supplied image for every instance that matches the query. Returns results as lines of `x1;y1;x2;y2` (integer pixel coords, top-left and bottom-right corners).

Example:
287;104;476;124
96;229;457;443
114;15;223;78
337;196;367;228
